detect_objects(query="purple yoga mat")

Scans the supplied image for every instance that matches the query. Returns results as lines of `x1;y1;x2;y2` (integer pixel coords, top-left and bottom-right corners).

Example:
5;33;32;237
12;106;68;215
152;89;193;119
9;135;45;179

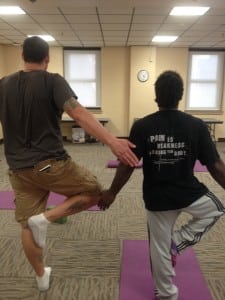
0;191;99;211
194;160;208;172
120;240;212;300
107;159;143;168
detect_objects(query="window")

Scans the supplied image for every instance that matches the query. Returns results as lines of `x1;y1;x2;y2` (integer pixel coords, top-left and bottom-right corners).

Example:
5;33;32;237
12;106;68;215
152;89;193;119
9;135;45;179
63;48;101;108
186;51;224;111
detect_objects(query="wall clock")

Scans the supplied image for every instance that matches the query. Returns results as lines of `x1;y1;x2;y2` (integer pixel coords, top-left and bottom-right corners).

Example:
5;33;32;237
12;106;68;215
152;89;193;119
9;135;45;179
137;69;149;82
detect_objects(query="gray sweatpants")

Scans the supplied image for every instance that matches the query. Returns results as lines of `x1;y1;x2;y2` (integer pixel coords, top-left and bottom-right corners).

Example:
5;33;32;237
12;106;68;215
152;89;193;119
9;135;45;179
146;191;224;300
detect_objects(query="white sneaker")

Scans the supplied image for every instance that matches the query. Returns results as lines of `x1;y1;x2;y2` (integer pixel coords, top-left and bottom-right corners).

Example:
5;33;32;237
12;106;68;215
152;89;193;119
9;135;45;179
36;267;52;291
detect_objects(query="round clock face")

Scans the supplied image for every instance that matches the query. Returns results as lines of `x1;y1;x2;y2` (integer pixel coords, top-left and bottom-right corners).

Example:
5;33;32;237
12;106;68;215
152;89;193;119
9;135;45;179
137;70;149;82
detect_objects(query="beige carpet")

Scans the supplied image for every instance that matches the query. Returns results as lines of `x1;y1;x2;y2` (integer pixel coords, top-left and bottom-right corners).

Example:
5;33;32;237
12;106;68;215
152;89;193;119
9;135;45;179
0;142;225;300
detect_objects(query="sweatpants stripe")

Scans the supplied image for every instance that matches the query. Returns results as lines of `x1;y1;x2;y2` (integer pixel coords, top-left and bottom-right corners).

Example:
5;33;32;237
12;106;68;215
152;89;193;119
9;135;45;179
176;191;225;252
176;215;220;253
206;191;225;212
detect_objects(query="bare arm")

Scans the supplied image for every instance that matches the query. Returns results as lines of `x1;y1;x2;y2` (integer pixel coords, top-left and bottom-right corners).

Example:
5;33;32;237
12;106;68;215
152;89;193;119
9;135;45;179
63;97;139;166
207;158;225;189
98;163;135;210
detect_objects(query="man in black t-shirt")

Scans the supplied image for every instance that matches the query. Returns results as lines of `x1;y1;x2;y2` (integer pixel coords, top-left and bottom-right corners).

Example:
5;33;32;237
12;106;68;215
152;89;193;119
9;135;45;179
99;71;225;300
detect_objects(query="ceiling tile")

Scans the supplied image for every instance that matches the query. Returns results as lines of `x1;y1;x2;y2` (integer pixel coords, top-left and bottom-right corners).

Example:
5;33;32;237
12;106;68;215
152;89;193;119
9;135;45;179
129;30;155;37
98;7;133;14
131;23;160;30
59;40;82;47
0;15;35;23
23;6;60;14
77;31;102;38
165;15;200;24
198;15;225;24
0;29;23;35
65;14;99;23
101;24;130;30
0;1;224;48
70;24;100;30
19;29;46;35
103;31;128;37
82;41;104;47
32;14;67;23
47;30;76;37
100;14;132;23
41;23;72;30
135;8;170;14
133;15;165;23
11;23;43;30
216;41;225;46
60;7;97;14
159;24;190;31
191;24;220;30
0;23;15;29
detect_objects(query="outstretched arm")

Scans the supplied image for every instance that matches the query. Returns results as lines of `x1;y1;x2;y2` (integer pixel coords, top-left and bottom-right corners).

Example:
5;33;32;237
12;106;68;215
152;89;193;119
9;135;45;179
207;158;225;189
63;97;138;167
98;163;135;210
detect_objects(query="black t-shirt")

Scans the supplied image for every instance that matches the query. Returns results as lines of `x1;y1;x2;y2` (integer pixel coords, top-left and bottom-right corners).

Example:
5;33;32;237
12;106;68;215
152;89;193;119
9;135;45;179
129;110;220;211
0;70;77;169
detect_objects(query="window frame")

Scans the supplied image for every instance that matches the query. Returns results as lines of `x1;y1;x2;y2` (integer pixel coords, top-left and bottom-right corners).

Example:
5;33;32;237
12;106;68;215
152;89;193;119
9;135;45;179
185;49;225;112
63;47;101;109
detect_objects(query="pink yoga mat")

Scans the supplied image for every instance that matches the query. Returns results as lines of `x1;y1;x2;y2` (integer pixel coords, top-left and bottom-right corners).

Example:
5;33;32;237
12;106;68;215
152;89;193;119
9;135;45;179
120;240;212;300
0;191;99;211
194;160;208;172
107;159;143;168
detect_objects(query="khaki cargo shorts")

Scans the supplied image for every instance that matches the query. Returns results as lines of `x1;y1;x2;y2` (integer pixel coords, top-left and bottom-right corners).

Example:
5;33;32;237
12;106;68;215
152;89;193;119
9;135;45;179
8;157;102;227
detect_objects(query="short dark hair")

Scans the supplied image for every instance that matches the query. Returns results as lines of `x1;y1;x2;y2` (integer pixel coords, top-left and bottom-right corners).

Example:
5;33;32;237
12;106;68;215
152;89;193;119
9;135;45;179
22;36;49;63
155;71;184;109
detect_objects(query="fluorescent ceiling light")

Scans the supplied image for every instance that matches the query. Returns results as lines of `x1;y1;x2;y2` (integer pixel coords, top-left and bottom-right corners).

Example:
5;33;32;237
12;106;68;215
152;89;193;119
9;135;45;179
0;6;25;15
28;35;55;42
152;35;178;42
170;6;210;16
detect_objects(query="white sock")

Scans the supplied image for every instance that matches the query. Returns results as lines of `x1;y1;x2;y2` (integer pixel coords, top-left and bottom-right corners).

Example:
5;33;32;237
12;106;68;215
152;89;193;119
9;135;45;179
28;213;50;248
36;267;52;291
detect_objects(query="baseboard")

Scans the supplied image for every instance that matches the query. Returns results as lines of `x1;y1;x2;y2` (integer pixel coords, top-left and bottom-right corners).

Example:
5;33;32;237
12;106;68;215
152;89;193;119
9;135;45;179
218;138;225;142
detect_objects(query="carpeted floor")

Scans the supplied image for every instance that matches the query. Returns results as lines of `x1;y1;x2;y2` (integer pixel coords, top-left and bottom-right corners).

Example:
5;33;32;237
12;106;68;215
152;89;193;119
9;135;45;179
0;142;225;300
